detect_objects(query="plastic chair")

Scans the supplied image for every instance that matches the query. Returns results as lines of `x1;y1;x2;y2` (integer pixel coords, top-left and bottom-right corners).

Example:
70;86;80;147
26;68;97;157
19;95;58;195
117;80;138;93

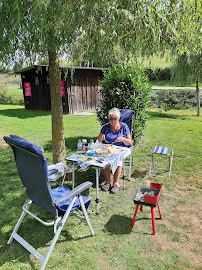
119;109;135;186
3;135;95;270
10;134;69;183
48;163;69;185
149;146;173;178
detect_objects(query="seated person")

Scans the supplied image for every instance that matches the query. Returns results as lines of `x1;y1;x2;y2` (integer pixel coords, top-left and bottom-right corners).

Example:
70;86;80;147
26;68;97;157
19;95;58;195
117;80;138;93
97;107;131;194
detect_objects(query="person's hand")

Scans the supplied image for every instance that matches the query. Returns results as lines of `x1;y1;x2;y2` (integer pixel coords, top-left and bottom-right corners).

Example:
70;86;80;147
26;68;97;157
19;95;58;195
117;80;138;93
115;136;124;142
98;133;105;142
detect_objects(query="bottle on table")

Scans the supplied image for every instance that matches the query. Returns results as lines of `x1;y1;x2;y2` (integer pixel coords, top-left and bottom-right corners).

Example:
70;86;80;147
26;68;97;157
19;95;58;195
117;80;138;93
82;139;87;154
90;139;94;151
77;139;82;155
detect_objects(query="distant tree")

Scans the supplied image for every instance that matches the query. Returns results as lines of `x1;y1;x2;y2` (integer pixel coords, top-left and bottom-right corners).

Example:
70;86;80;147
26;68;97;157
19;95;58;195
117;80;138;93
172;1;201;116
0;0;200;162
173;53;201;116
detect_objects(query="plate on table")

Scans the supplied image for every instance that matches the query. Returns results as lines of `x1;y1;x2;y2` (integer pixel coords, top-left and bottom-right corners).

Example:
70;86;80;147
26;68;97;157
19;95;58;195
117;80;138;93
102;144;114;148
78;156;93;162
95;149;104;155
107;148;123;154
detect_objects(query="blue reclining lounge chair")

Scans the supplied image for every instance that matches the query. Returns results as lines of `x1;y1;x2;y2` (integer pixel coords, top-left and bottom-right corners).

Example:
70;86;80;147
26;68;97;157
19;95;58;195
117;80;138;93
3;135;95;270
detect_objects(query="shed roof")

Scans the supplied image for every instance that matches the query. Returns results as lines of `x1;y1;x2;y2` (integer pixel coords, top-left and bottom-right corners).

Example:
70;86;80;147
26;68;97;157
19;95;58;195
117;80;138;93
15;65;103;74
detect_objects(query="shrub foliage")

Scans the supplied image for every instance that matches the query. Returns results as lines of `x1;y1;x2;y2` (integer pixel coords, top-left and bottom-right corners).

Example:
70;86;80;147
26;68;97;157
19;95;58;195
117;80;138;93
0;84;24;105
96;64;151;141
150;89;201;111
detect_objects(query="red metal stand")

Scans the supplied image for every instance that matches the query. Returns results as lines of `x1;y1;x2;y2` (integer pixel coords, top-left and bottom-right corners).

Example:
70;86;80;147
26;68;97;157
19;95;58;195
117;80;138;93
131;183;162;235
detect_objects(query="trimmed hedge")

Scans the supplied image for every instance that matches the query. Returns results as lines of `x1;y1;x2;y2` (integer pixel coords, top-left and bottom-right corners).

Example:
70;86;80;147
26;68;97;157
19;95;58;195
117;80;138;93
150;89;201;110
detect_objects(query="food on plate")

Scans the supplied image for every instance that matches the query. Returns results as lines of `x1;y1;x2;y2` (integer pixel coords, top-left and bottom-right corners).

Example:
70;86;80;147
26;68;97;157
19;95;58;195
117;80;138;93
102;144;114;148
107;147;122;154
98;157;104;161
78;156;93;162
95;149;103;155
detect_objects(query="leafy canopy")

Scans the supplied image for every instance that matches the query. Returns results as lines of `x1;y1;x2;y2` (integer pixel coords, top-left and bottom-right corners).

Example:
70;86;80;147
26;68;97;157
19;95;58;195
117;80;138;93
1;0;200;67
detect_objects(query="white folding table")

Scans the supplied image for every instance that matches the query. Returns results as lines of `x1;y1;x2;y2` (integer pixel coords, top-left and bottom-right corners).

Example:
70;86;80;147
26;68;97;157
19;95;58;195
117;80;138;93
66;146;131;214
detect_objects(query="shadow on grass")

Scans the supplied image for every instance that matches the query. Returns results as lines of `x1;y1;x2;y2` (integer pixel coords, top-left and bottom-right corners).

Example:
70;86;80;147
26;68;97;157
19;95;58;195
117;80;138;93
104;215;133;235
0;147;94;269
132;168;148;179
0;108;51;119
148;111;186;120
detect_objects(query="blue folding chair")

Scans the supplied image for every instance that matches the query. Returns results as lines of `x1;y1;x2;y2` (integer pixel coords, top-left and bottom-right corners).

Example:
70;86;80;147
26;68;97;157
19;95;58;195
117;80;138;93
149;146;174;178
3;135;94;270
9;134;69;184
119;109;135;186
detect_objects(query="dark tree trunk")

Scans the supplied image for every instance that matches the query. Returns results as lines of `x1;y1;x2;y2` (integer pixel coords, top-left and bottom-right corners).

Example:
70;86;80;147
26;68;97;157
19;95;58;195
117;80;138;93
48;50;66;163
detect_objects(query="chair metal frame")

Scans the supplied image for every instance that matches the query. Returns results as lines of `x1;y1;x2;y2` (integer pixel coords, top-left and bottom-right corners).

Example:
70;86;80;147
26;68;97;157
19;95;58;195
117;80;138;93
119;109;135;187
4;136;95;270
149;146;173;178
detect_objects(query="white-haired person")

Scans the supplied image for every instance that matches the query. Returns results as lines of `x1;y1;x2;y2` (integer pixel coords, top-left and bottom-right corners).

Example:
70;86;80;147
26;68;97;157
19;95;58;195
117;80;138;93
97;107;132;194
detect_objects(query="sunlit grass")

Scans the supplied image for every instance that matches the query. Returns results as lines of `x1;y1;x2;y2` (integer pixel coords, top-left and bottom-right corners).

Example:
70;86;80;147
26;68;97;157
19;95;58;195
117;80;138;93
0;105;201;269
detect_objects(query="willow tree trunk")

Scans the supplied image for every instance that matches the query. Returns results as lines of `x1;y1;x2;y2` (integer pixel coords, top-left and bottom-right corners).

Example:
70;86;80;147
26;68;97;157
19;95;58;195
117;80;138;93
196;80;200;116
48;50;66;164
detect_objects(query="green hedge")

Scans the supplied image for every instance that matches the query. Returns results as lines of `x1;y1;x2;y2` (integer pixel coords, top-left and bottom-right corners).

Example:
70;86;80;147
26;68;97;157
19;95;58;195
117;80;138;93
150;89;201;110
0;84;24;105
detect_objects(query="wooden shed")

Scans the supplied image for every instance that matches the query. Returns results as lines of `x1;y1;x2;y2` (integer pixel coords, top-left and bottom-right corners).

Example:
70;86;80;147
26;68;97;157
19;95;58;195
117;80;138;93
17;65;103;114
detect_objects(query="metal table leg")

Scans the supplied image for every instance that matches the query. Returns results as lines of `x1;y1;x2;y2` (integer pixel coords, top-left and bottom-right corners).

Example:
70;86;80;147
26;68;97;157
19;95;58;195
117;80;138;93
72;163;75;189
95;168;100;215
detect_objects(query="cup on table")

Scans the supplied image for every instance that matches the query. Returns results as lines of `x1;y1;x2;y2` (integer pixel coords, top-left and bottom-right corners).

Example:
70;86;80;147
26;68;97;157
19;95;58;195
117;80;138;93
103;149;108;158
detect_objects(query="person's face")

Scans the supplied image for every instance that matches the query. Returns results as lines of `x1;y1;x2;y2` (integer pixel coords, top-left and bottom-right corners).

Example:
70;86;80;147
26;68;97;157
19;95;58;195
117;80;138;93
109;114;119;126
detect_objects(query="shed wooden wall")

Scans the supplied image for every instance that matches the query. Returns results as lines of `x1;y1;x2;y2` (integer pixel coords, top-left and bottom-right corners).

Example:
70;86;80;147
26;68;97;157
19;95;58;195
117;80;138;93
68;68;102;114
21;66;103;114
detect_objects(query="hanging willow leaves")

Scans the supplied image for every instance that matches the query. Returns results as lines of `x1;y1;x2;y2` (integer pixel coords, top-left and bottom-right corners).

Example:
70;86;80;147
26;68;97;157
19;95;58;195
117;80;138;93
0;0;200;161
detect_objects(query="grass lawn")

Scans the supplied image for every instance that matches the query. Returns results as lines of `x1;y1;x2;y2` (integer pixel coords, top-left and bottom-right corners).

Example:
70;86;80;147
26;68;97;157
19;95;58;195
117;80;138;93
0;105;201;270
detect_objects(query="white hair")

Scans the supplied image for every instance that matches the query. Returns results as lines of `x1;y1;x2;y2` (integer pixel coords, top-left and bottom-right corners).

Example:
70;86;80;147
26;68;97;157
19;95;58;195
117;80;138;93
108;107;120;119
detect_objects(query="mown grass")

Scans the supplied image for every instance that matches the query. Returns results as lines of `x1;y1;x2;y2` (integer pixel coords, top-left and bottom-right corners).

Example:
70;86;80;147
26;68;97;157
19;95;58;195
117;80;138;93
0;105;201;270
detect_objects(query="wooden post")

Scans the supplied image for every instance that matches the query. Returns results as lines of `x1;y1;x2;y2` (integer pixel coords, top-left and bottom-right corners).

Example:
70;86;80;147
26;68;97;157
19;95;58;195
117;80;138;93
196;80;200;116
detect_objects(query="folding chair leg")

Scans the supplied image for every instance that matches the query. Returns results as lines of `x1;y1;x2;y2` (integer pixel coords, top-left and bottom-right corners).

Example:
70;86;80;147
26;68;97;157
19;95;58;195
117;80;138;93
149;153;153;176
122;159;126;190
128;154;132;181
41;196;77;270
7;201;31;245
79;195;95;236
131;204;139;228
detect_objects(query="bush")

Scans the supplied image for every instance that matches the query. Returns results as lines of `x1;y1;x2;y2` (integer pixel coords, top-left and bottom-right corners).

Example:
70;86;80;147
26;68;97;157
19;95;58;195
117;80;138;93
145;67;171;81
0;84;10;103
96;64;151;141
150;89;201;110
0;84;24;105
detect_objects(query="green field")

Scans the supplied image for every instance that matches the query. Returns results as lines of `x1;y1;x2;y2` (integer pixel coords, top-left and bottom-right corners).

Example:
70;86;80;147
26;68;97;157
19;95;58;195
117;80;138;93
0;105;201;270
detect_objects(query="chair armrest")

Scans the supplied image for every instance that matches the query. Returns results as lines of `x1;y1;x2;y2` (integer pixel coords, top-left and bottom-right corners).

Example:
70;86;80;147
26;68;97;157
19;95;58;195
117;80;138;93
54;181;93;206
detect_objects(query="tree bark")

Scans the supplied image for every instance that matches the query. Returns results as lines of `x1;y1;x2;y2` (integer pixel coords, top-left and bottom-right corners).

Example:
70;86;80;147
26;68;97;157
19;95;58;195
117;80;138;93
48;50;66;164
196;80;200;116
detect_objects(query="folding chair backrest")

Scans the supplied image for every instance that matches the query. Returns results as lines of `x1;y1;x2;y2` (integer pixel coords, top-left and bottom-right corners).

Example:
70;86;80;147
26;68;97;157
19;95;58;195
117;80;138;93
3;136;58;216
119;109;135;135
